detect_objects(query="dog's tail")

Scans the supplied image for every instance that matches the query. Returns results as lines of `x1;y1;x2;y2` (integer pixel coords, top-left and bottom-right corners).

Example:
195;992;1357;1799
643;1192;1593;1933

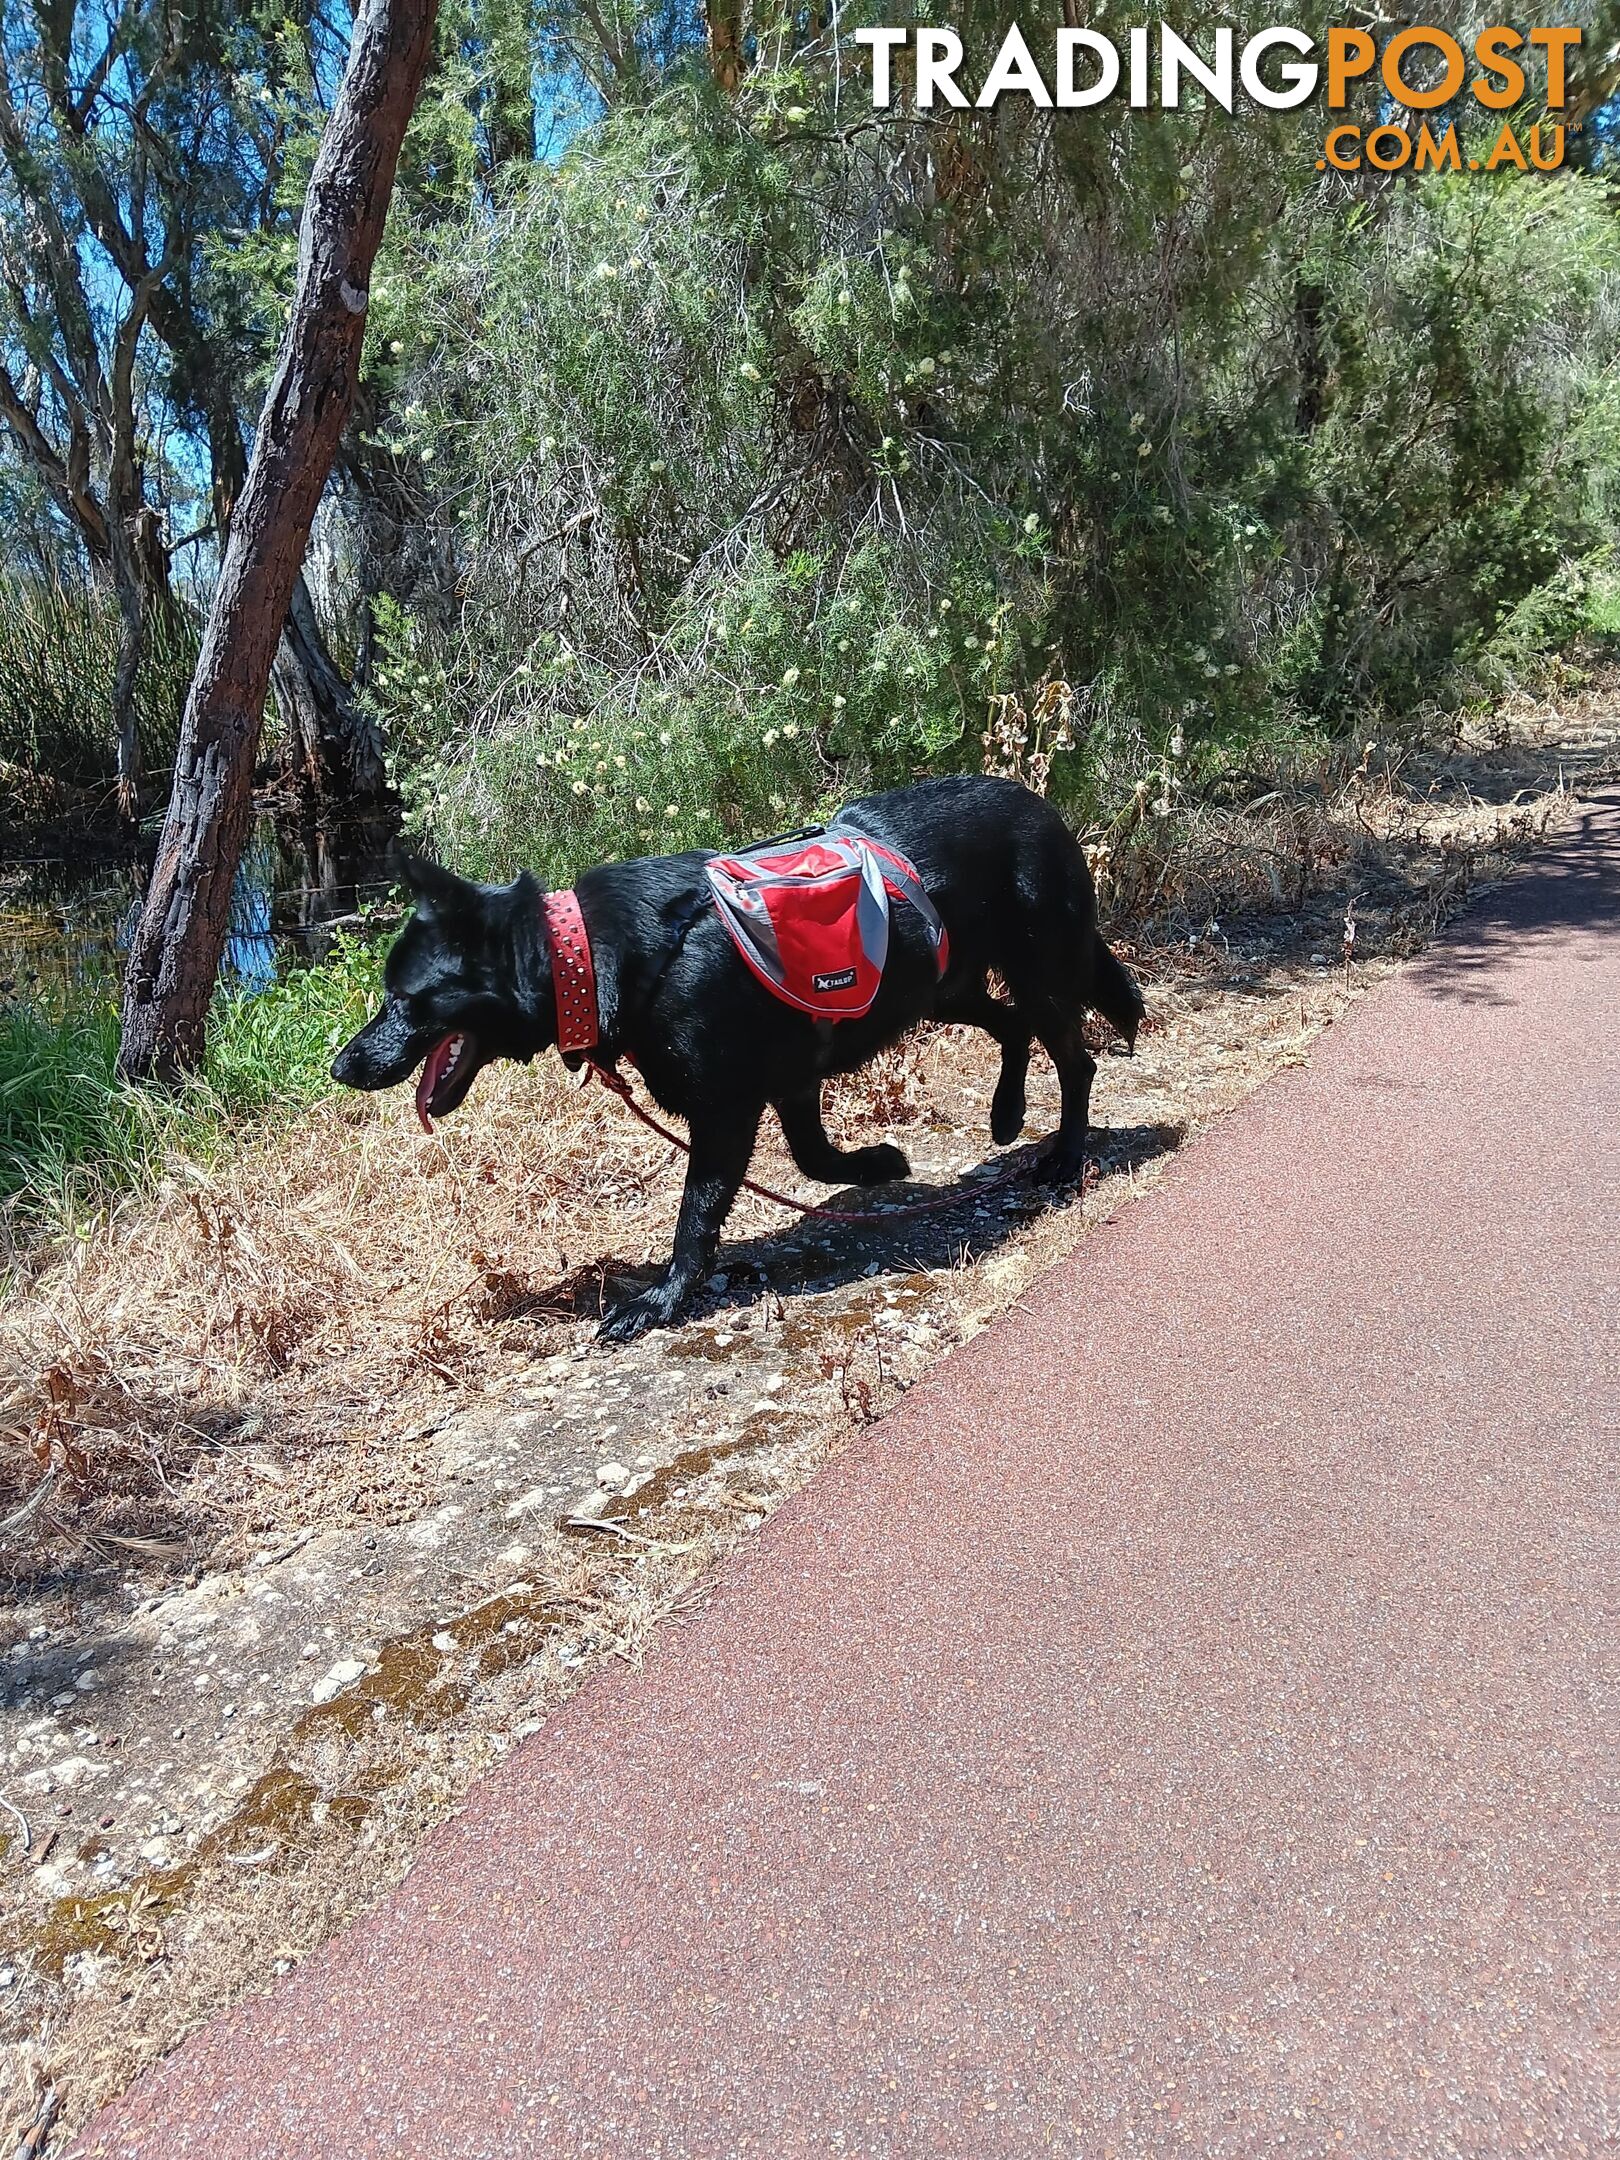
1091;931;1145;1052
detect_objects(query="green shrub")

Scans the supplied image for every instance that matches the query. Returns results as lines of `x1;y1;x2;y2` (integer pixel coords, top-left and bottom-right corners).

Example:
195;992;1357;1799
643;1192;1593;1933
351;61;1619;878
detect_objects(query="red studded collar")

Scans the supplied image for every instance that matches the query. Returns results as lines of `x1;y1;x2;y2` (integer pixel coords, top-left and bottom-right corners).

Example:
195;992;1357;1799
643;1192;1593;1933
542;888;599;1056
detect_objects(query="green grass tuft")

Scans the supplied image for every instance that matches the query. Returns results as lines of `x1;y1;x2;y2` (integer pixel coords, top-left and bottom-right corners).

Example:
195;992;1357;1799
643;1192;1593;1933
0;932;382;1230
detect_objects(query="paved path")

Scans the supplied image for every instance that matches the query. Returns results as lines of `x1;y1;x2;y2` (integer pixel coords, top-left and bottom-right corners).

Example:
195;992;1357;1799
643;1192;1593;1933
78;800;1615;2160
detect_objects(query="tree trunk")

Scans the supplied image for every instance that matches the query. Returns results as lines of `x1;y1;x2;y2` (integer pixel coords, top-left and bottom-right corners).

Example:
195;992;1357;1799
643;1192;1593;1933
108;551;144;825
118;0;439;1085
704;0;744;92
208;366;392;812
274;571;390;803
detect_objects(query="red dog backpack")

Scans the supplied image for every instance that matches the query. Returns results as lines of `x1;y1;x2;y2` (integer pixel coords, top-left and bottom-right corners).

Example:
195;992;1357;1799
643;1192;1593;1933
704;829;948;1021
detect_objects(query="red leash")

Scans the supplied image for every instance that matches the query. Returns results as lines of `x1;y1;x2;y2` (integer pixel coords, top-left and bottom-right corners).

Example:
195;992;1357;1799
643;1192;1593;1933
584;1060;1051;1223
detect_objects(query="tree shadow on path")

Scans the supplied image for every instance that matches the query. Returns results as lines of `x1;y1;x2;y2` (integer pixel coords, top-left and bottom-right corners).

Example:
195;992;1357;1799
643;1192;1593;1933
1403;792;1618;1011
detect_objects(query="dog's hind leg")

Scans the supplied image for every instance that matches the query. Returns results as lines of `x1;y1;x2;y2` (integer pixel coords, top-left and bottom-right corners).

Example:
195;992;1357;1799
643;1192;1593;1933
777;1087;909;1187
937;983;1032;1145
1026;1008;1096;1185
599;1109;762;1343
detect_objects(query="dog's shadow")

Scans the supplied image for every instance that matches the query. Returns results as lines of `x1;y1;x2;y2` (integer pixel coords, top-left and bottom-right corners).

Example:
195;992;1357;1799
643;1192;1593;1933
515;1120;1181;1338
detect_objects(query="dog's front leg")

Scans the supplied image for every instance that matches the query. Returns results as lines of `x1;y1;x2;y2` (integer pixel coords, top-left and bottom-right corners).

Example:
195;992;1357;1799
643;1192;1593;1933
598;1109;762;1344
777;1087;909;1187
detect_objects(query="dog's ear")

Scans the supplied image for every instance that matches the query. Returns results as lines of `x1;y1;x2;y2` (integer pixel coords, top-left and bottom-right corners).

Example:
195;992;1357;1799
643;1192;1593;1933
391;847;470;918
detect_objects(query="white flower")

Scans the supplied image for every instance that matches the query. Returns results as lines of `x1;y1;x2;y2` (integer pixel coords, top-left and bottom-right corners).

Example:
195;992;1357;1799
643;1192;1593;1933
780;666;800;688
781;721;799;739
388;339;402;355
665;804;679;817
784;104;808;122
1023;512;1039;534
594;261;617;280
649;460;666;475
572;779;588;795
739;361;762;382
832;694;846;708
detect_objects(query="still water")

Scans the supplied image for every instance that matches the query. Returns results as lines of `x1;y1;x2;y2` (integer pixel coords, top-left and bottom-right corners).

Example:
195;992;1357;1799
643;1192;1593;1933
0;816;393;1012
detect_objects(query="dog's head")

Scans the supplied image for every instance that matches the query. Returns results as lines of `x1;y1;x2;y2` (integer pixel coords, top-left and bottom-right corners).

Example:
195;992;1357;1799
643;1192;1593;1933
331;853;550;1129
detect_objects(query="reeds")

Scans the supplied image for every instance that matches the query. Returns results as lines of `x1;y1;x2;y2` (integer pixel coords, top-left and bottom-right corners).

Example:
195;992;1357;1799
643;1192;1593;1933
0;572;195;795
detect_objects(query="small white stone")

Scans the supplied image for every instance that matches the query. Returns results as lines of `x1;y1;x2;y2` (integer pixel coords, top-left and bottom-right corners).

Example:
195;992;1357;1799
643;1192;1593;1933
763;1375;785;1394
310;1657;367;1705
596;1461;630;1489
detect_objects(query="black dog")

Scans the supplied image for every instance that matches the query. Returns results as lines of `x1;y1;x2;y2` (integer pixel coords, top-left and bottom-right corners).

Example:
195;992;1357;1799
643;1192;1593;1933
332;776;1143;1342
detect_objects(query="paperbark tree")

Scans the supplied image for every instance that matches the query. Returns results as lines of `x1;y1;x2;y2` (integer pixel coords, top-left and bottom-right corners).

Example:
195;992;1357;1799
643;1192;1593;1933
118;0;439;1083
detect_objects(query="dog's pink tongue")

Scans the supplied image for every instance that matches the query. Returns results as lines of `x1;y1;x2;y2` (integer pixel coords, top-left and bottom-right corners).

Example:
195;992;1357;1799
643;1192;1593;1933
415;1035;456;1133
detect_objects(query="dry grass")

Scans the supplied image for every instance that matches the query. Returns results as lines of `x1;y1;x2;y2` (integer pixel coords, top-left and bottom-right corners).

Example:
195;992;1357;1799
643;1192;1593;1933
9;682;1611;1579
1;678;1614;2149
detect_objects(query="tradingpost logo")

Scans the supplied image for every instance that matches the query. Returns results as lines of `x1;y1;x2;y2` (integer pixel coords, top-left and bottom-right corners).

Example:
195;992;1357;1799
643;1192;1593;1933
856;23;1583;172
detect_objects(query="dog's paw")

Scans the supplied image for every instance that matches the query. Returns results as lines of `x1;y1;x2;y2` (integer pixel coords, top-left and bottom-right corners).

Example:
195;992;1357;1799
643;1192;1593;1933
848;1142;909;1187
990;1080;1026;1147
597;1287;680;1345
1034;1142;1090;1188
